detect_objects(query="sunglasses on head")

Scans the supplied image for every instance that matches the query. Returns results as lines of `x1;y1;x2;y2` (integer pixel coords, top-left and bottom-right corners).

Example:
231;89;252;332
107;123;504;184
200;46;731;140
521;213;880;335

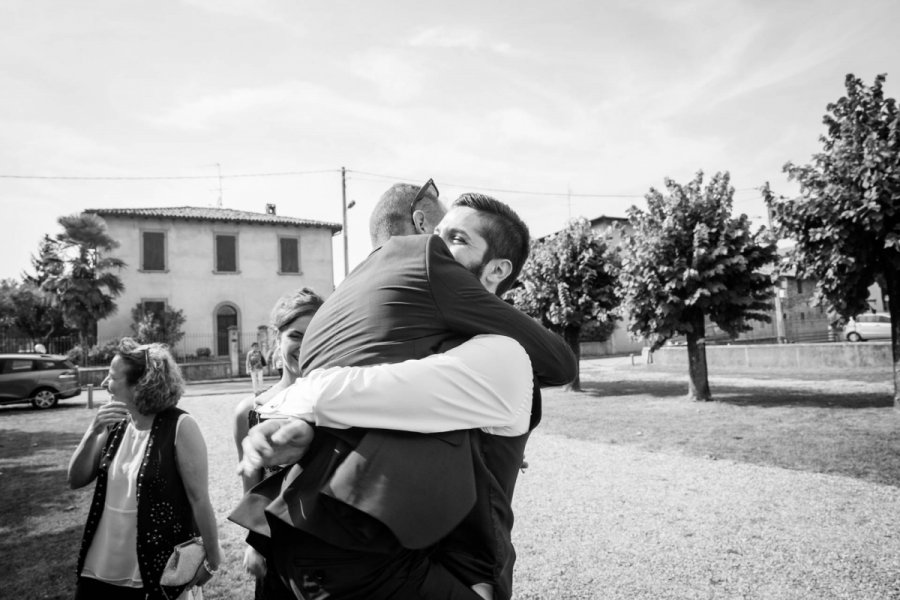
410;179;439;229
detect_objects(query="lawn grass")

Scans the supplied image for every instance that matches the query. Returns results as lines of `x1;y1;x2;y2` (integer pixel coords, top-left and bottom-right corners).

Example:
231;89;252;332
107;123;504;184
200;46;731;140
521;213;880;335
1;360;898;599
545;360;900;486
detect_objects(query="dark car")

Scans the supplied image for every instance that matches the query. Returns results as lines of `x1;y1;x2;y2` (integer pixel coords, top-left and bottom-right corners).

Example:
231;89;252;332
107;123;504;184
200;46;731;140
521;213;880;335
0;353;81;409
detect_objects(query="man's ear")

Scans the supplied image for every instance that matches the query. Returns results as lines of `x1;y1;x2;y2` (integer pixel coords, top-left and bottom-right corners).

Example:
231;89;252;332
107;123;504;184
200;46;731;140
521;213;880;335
483;258;513;290
412;210;428;234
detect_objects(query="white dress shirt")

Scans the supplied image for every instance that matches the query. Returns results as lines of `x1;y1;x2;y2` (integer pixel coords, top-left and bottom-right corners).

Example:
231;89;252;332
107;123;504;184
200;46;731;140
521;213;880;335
256;334;533;437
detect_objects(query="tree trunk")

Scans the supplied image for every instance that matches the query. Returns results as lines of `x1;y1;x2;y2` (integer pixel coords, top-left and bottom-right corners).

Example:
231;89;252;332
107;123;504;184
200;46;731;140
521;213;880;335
685;310;712;401
562;326;582;392
885;266;900;408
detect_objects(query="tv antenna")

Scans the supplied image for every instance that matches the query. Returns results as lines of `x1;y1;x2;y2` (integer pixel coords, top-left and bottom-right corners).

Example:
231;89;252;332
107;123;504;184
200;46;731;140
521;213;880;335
216;163;223;207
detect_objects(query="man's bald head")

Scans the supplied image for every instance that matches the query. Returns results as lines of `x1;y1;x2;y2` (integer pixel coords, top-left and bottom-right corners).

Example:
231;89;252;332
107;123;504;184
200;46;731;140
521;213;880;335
368;182;446;247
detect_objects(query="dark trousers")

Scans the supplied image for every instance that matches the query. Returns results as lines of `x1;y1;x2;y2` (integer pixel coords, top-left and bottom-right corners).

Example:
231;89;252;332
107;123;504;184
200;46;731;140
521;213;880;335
74;577;146;600
266;519;484;600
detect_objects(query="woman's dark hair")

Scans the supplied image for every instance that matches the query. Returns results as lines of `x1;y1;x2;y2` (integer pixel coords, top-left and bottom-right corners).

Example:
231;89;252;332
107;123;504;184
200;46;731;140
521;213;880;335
116;337;184;415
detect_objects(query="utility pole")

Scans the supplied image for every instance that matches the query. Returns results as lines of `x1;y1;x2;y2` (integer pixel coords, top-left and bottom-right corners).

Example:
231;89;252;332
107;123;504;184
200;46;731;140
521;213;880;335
341;166;349;276
767;202;786;343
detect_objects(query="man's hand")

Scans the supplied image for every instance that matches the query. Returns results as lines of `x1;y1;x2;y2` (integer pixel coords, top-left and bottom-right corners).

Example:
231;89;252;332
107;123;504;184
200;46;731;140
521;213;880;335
237;418;315;478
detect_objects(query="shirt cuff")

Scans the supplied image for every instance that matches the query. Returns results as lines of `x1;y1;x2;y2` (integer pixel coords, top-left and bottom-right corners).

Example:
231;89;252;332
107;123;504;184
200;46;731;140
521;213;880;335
254;383;316;421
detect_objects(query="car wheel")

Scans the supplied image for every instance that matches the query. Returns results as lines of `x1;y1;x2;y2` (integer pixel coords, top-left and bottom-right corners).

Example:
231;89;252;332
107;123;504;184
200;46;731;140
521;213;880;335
31;389;58;409
847;332;862;342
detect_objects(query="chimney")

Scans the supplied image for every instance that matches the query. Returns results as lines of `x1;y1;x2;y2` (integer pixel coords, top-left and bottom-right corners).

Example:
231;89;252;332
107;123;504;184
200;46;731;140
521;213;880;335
266;203;276;215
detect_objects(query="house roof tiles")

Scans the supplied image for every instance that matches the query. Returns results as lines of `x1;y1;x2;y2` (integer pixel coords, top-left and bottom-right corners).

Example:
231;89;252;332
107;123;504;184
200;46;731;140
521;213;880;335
85;206;342;233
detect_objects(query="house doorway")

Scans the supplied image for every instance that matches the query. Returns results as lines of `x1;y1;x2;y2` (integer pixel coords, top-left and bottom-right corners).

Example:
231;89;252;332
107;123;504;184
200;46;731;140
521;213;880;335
215;305;238;356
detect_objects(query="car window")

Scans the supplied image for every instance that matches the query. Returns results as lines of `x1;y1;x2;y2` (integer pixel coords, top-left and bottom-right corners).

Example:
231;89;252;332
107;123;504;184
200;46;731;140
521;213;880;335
858;315;873;323
876;315;891;324
5;359;34;373
34;360;58;371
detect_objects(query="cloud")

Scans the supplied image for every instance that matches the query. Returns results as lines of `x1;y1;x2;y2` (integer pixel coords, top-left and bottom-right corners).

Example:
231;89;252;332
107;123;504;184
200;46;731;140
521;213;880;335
150;81;405;131
409;26;514;55
348;49;426;104
0;120;114;171
180;0;299;29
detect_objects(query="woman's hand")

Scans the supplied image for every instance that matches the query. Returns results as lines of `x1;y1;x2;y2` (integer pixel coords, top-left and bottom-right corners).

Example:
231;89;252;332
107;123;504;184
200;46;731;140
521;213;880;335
243;546;267;578
190;544;223;588
67;400;128;489
91;400;129;432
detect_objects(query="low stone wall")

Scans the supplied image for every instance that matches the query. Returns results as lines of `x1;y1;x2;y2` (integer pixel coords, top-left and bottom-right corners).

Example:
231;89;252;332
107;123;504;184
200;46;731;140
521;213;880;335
581;341;614;357
78;360;233;386
653;342;892;369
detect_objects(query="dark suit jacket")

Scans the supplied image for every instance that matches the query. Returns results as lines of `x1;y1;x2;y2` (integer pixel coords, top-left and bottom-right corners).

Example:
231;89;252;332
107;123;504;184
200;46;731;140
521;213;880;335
231;234;575;586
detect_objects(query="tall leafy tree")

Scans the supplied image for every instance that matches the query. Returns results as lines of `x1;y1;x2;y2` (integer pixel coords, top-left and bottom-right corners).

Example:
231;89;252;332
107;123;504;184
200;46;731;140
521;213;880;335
619;171;777;401
0;279;19;334
42;213;125;356
509;217;620;391
771;73;900;406
15;235;70;341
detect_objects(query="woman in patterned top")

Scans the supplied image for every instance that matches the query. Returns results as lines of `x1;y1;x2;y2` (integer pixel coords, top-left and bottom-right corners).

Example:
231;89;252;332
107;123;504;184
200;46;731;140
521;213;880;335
68;338;221;600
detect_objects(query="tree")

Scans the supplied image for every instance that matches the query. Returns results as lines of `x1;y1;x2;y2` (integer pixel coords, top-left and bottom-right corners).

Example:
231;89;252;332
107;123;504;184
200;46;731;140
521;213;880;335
509;217;620;391
0;279;18;334
42;213;125;358
771;73;900;406
619;171;777;401
130;302;186;347
14;235;70;341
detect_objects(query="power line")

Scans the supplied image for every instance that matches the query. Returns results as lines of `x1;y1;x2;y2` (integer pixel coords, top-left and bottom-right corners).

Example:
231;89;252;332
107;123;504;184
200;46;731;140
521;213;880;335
348;170;645;198
0;166;764;199
0;168;340;181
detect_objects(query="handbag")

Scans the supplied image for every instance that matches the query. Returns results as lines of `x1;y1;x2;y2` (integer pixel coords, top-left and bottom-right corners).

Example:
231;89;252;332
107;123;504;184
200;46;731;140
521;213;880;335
160;537;206;587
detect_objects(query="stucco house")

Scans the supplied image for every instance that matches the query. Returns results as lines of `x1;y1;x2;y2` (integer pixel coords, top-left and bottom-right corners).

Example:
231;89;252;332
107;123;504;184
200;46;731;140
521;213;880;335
86;206;341;357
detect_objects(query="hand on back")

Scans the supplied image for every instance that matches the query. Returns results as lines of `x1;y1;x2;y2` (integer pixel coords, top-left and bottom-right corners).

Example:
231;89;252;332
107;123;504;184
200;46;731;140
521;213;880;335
237;418;315;477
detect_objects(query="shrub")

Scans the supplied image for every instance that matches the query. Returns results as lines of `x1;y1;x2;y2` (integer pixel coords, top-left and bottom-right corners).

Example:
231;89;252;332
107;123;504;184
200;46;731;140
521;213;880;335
196;347;212;358
130;303;186;346
87;339;120;366
66;345;83;365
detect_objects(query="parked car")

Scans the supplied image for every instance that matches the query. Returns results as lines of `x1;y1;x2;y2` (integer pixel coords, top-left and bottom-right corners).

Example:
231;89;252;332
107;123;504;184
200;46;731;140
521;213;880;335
843;312;892;342
0;353;81;409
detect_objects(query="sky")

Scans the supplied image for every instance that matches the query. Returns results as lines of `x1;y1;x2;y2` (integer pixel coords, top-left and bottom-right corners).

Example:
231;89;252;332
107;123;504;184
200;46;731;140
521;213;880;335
2;0;899;286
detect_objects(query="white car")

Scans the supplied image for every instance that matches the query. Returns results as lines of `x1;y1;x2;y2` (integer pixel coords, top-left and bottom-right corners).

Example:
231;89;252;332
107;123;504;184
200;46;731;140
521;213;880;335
843;312;892;342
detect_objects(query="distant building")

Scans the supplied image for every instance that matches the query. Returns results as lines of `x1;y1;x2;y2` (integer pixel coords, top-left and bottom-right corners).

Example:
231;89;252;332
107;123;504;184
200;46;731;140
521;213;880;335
86;206;341;356
589;214;631;244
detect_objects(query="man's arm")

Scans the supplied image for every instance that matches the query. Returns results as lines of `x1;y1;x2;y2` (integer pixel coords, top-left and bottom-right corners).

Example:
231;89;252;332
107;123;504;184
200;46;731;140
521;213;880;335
257;335;533;436
425;236;577;387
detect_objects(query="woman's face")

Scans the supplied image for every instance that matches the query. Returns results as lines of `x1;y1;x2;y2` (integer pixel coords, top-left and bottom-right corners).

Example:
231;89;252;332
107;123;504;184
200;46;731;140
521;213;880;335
102;355;137;408
279;314;314;377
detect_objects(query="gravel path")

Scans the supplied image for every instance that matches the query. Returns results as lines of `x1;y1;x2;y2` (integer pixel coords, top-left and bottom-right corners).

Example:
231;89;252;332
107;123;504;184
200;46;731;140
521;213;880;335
511;432;900;599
